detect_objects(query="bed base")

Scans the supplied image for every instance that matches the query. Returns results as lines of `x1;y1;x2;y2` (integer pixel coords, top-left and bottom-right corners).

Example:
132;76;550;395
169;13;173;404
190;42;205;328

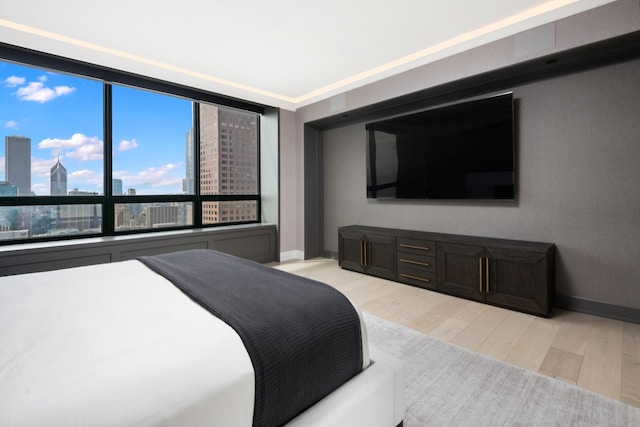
286;346;404;427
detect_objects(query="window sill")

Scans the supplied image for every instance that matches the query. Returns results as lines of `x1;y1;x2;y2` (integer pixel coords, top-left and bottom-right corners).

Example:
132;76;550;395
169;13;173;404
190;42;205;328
0;223;278;275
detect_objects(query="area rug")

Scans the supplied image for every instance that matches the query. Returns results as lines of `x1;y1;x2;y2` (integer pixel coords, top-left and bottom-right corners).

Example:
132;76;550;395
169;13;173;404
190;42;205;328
364;313;640;426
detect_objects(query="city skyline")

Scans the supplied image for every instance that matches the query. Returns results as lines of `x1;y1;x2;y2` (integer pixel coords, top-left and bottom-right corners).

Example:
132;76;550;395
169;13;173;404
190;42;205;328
0;59;259;239
1;60;191;196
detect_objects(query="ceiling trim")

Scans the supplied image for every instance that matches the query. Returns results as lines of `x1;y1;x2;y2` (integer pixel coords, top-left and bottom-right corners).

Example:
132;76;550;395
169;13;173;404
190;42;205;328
0;0;618;110
292;0;586;105
0;17;294;105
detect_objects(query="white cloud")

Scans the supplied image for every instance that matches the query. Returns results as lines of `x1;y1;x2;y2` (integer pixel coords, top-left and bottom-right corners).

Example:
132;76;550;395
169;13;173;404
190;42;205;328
66;142;103;161
31;183;48;196
113;163;183;190
68;169;103;190
54;86;75;96
38;133;103;161
4;75;25;87
39;133;87;149
118;139;139;152
31;157;59;178
38;75;47;82
3;120;18;129
68;169;100;180
153;178;184;188
15;81;76;103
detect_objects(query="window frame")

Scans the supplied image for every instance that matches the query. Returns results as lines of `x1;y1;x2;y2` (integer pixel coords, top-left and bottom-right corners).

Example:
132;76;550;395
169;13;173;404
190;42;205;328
0;42;264;245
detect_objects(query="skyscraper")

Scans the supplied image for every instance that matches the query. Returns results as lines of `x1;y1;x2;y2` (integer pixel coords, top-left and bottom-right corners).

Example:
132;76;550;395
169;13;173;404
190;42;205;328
0;182;19;232
199;105;258;224
114;204;131;230
5;136;31;196
143;204;178;228
50;159;67;195
112;179;123;195
0;181;18;196
182;129;194;194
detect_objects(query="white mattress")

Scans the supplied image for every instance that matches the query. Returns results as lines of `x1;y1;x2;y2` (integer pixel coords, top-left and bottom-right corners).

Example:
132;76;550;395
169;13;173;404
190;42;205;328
0;259;383;427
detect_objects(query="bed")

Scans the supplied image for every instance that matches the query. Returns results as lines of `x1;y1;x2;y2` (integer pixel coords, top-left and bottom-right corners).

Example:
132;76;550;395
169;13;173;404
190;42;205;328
0;249;404;427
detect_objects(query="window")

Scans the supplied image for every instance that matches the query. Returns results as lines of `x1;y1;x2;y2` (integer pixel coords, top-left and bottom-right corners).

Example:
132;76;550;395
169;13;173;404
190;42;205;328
0;48;262;244
199;103;259;225
1;61;104;240
114;202;192;231
112;85;193;196
111;85;194;231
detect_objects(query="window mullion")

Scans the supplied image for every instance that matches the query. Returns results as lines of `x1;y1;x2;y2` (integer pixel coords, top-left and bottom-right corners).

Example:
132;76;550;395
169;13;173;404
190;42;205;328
193;102;202;228
103;83;114;236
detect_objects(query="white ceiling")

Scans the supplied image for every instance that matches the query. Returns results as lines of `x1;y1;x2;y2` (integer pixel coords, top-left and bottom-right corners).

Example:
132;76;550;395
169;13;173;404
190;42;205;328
0;0;616;110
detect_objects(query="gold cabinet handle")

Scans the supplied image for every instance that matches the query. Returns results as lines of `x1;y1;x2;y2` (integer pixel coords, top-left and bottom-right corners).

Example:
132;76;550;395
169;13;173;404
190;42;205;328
479;257;483;292
485;257;490;293
399;243;431;251
400;273;431;283
399;258;430;267
363;241;368;267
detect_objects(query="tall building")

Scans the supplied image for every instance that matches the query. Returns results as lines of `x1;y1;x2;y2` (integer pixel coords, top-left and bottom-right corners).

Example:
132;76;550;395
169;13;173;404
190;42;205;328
0;182;19;233
182;129;194;194
5;136;31;196
143;204;178;228
0;181;18;196
112;179;123;196
199;105;258;224
68;188;98;196
125;188;142;218
58;204;102;232
114;204;131;230
50;159;67;195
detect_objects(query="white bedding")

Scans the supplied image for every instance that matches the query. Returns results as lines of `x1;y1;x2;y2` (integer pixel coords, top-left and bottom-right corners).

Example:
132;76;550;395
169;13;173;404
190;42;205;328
1;260;256;427
0;259;377;427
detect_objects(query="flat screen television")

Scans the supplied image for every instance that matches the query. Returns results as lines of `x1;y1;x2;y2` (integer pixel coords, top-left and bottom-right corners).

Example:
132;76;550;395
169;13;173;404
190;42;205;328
366;93;515;200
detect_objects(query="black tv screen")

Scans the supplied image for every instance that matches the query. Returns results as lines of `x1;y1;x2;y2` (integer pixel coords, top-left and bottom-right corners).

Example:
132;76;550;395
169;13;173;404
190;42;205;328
366;93;515;200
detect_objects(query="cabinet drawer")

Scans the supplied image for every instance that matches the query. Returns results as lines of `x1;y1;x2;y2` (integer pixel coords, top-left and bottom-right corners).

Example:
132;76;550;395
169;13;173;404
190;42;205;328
397;238;435;255
398;266;436;290
397;253;436;272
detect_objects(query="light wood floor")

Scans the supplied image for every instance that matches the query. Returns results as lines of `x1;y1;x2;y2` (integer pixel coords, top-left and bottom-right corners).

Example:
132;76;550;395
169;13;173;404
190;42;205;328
272;258;640;409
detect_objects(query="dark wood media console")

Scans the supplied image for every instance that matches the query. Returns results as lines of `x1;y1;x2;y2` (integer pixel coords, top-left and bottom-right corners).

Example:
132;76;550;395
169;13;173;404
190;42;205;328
338;225;555;317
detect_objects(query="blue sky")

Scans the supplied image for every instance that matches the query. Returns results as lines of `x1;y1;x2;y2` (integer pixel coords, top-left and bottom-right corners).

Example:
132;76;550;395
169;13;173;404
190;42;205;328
1;60;192;195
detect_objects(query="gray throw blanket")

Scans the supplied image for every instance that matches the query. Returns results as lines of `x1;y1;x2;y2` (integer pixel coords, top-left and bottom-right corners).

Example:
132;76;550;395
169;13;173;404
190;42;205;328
138;249;364;427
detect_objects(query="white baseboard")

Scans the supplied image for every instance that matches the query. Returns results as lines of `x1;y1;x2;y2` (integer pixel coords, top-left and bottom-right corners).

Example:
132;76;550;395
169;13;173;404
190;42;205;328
280;250;304;262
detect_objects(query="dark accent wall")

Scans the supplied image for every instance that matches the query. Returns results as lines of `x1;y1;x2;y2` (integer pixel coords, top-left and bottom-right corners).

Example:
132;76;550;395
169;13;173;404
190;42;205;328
312;58;640;321
304;125;324;259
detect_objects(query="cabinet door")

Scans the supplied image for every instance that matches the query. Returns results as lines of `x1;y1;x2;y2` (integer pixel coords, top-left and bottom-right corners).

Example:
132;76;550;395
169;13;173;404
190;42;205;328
365;234;397;280
485;247;550;316
338;230;366;273
436;242;485;302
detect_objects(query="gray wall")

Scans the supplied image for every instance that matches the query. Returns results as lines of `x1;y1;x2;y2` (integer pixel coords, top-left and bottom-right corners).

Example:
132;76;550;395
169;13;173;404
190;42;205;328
290;0;640;261
260;106;280;256
278;109;302;260
322;59;640;310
